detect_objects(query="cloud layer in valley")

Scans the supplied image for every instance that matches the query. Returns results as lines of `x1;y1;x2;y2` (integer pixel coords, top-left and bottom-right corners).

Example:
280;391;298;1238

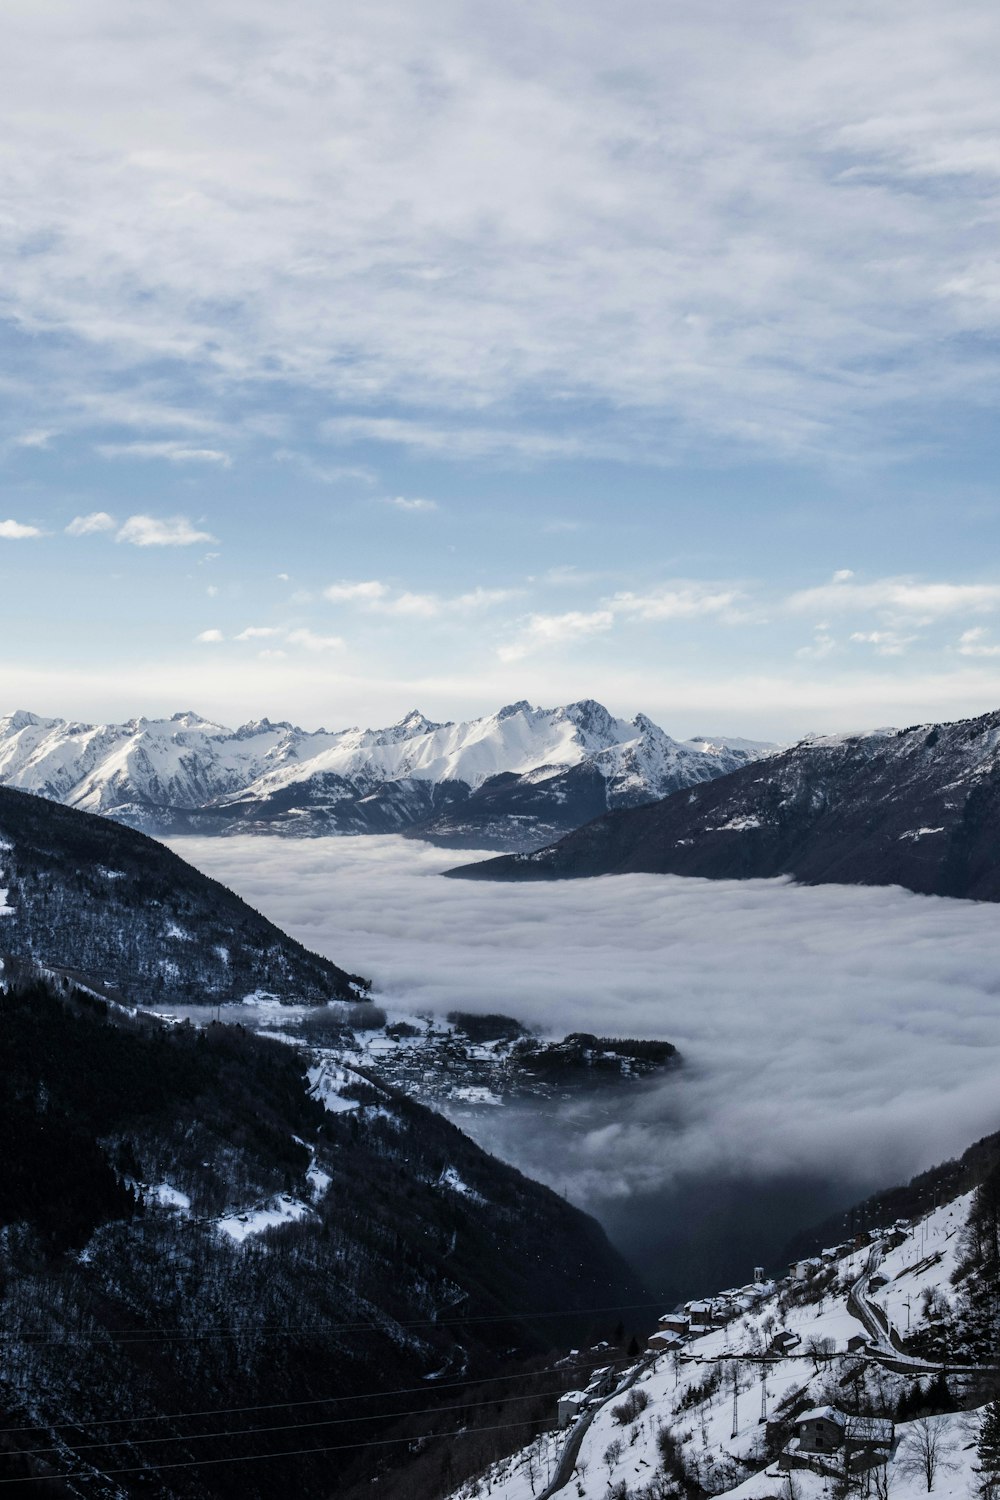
174;834;1000;1227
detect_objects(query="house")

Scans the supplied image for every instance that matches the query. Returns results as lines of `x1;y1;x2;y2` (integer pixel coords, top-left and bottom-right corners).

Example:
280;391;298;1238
658;1313;690;1336
790;1257;823;1281
846;1333;871;1353
768;1329;801;1355
796;1406;846;1455
785;1408;894;1471
557;1391;588;1428
648;1330;683;1353
585;1366;616;1398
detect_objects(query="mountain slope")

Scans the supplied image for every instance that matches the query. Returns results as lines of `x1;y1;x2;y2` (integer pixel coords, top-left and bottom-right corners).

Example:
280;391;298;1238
0;785;367;1003
0;980;648;1498
449;708;1000;900
0;704;776;849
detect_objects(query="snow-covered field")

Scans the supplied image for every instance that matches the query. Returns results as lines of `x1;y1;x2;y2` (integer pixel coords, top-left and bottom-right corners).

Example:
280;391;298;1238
171;834;1000;1228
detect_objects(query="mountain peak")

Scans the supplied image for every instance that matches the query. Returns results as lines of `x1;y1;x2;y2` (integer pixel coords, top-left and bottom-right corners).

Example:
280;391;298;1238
495;700;533;721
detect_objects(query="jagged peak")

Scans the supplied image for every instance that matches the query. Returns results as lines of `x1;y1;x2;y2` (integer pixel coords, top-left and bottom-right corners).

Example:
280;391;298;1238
1;709;49;731
495;700;533;722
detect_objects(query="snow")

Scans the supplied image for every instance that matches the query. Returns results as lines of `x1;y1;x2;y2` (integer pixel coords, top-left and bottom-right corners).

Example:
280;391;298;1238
437;1166;485;1201
0;887;13;915
444;1188;991;1500
0;700;773;821
216;1194;313;1242
307;1059;361;1113
899;827;946;840
148;1182;191;1211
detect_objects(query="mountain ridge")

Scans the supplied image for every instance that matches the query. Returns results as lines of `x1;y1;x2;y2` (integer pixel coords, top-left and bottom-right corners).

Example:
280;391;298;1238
447;705;1000;901
0;702;777;850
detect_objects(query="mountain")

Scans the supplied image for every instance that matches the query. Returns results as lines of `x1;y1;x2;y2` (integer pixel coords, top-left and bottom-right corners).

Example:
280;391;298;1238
0;704;777;850
0;978;648;1498
449;707;1000;900
0;784;367;1003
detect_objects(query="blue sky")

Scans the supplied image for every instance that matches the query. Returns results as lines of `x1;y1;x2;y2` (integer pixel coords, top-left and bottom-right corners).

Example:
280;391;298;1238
2;0;1000;738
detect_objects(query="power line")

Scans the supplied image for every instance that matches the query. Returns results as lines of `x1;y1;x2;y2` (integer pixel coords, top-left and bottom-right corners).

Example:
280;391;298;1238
1;1298;665;1346
0;1416;567;1485
3;1380;596;1461
0;1354;628;1437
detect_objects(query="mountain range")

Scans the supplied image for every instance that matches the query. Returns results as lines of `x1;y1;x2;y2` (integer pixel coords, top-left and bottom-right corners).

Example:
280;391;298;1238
451;706;1000;902
0;702;776;849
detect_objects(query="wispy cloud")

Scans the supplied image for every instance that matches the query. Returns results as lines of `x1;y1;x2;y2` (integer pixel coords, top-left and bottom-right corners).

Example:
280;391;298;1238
957;626;1000;658
498;608;615;662
610;586;742;622
116;515;217;547
787;572;1000;623
195;628;224;643
235;626;282;641
98;441;231;466
324;579;517;619
0;519;43;539
385;494;438;513
66;511;115;536
272;449;377;486
285;627;345;652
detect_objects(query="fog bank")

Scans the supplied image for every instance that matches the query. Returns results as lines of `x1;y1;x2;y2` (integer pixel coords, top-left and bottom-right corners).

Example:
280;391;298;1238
171;834;1000;1290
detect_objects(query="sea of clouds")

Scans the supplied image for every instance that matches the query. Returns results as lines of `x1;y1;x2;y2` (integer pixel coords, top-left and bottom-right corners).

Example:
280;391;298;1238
172;834;1000;1290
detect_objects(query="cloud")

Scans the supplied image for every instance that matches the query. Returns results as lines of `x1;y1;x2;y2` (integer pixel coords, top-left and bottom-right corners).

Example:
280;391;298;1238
65;511;116;536
8;3;1000;461
324;580;390;604
322;418;592;461
97;441;232;466
195;628;224;643
235;625;282;641
285;627;345;651
957;626;1000;658
116;515;217;547
787;573;1000;623
12;428;55;449
324;579;516;618
386;495;438;513
0;519;43;539
610;586;742;622
272;449;377;486
498;581;742;659
498;608;615;661
172;834;1000;1274
850;630;916;657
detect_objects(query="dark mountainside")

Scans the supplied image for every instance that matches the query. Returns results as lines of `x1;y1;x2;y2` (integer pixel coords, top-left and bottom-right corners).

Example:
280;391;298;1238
449;708;1000;901
0;785;367;1003
0;981;649;1498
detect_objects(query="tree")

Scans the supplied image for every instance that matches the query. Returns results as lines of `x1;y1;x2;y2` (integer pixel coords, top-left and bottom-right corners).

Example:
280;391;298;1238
898;1417;958;1492
978;1399;1000;1499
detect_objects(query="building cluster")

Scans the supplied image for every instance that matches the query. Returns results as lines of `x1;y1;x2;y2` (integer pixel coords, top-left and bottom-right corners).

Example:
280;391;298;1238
556;1366;617;1428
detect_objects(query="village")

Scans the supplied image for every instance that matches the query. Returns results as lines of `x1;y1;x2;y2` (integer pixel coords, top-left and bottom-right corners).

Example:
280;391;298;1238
452;1189;998;1500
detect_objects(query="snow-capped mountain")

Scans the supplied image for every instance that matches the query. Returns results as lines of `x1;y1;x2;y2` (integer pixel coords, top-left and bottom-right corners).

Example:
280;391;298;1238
452;706;1000;898
0;702;777;849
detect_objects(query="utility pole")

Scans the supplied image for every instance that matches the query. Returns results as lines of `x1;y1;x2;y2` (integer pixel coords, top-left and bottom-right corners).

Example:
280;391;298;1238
760;1359;768;1423
731;1365;739;1439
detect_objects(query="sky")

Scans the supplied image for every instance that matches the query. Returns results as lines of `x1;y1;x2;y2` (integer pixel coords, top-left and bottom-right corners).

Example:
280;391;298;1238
3;0;1000;739
174;833;1000;1288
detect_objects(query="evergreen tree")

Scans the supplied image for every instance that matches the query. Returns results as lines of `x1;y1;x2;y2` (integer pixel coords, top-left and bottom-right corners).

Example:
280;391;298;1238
978;1399;1000;1499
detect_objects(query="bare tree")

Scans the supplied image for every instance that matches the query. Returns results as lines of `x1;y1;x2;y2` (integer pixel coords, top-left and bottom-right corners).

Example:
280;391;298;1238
898;1417;958;1492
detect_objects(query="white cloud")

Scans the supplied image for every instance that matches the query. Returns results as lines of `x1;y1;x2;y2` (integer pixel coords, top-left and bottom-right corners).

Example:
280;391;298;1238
324;579;390;604
0;519;43;539
97;441;231;466
235;625;281;641
195;628;224;643
322;418;591;461
65;511;115;536
116;515;217;547
272;449;376;486
13;428;55;449
6;4;1000;459
610;585;741;622
850;630;916;657
788;573;1000;622
386;495;438;513
795;631;837;660
172;834;1000;1254
285;627;344;651
957;626;1000;657
498;608;615;662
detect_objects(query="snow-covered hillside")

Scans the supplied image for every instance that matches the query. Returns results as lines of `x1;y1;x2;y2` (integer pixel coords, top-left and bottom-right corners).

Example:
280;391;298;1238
447;1188;998;1500
0;702;776;847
